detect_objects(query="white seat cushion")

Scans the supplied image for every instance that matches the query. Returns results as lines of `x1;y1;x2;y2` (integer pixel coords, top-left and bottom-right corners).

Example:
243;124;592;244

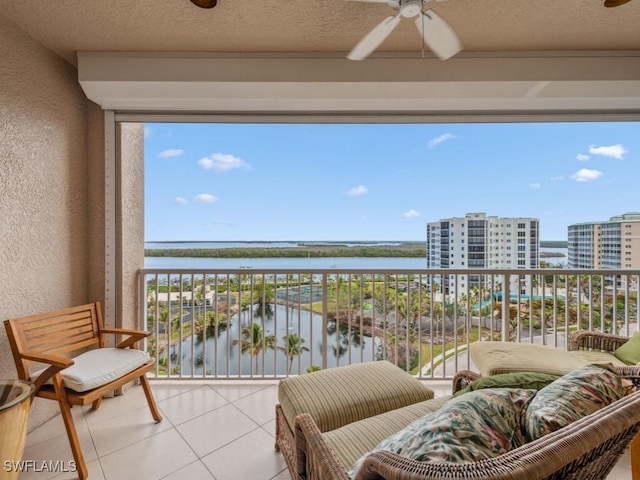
58;348;151;392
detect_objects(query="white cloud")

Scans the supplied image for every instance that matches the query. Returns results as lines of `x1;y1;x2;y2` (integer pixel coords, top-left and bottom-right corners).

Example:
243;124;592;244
144;126;152;138
158;148;184;158
194;194;218;203
570;168;603;182
198;153;250;171
576;154;589;161
550;176;564;182
588;144;627;160
529;183;541;190
175;196;188;205
402;209;420;218
346;185;368;196
428;133;456;148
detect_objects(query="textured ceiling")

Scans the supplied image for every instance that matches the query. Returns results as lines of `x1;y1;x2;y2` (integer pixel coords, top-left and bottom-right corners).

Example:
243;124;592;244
1;0;639;66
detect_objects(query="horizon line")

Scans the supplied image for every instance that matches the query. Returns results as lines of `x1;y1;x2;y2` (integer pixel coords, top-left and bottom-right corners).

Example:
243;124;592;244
145;239;569;244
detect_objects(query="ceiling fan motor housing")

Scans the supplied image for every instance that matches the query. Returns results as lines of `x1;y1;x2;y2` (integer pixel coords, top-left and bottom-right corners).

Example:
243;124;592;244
400;0;423;17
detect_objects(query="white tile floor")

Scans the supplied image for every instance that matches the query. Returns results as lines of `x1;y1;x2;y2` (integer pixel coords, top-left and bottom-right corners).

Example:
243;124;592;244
18;380;634;480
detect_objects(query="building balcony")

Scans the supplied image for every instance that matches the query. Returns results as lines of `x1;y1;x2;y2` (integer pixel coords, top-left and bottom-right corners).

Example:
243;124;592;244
13;267;639;479
19;379;634;479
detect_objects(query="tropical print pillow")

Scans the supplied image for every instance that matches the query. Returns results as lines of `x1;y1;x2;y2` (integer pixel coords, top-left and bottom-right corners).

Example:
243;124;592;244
524;363;625;442
349;388;535;478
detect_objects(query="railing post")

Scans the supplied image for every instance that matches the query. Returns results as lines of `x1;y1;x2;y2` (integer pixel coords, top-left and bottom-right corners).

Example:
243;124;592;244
502;273;510;341
322;273;328;370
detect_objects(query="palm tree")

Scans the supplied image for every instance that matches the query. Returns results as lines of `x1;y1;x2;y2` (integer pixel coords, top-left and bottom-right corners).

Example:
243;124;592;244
233;322;275;374
278;333;310;374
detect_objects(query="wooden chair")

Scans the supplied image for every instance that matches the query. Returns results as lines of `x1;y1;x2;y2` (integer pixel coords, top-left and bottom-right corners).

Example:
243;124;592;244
4;302;162;480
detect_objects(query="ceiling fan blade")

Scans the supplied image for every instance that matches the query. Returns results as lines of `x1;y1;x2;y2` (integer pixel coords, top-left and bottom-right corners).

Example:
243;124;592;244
190;0;217;8
415;10;462;60
348;14;402;61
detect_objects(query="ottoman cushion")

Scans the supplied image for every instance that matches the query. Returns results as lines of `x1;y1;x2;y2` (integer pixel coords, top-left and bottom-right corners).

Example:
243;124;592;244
278;360;434;433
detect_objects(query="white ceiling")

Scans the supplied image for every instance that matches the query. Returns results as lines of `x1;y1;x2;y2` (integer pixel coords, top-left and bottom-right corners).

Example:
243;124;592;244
3;0;639;116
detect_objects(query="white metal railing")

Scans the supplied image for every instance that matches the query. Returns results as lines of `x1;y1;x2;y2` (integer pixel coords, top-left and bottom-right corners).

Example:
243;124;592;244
138;268;640;380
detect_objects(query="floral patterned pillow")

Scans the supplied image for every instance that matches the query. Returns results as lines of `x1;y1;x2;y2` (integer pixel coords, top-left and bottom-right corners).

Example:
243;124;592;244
524;363;625;442
349;388;535;478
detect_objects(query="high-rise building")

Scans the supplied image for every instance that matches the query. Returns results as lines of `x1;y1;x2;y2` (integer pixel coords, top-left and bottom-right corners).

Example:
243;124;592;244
568;212;640;269
426;212;540;295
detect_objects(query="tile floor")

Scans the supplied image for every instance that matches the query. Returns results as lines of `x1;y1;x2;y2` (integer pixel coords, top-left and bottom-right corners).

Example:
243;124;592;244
18;380;634;480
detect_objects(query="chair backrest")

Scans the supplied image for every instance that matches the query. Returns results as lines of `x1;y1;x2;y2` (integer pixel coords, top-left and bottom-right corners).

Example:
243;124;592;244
4;302;104;380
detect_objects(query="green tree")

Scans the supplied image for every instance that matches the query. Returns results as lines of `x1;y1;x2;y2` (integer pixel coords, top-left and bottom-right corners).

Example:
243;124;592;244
278;333;310;375
233;322;276;374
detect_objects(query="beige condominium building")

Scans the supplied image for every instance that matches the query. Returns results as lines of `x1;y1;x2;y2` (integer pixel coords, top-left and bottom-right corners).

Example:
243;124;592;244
568;212;640;269
426;212;540;296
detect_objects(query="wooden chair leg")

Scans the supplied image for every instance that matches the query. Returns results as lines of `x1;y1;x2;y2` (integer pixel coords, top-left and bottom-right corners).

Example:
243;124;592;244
52;375;88;480
139;374;162;422
91;397;103;410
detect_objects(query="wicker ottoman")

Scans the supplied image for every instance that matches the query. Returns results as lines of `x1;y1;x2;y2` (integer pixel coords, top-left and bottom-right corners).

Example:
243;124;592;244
275;361;434;479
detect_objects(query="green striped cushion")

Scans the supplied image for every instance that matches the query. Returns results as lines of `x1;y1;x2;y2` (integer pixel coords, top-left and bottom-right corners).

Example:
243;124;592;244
323;396;450;470
470;342;589;376
278;361;434;433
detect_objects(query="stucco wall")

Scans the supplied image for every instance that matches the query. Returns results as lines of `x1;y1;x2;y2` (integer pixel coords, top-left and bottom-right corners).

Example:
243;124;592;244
0;14;104;430
118;123;145;329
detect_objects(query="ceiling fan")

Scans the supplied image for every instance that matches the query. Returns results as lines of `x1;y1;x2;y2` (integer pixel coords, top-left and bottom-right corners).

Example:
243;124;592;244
347;0;461;61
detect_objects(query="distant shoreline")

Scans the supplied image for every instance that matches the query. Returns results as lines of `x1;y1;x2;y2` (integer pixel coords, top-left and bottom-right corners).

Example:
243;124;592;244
145;245;428;258
145;240;567;259
146;240;568;247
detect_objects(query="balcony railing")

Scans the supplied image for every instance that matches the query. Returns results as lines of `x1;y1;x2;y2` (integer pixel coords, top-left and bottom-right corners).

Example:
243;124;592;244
138;268;640;380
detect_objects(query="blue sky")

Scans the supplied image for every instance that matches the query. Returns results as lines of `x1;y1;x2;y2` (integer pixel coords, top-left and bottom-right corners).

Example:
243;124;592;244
144;122;639;242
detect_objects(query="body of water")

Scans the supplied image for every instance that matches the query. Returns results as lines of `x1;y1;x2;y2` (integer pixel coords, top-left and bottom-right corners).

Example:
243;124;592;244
541;247;568;267
172;303;381;376
145;256;427;269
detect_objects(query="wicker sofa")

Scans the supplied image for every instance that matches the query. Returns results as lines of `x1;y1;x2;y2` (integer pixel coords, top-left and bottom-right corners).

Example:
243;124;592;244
276;329;640;480
290;365;640;480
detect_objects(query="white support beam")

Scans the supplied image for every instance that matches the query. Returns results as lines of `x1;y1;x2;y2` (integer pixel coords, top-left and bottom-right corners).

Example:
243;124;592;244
79;52;640;115
104;110;117;330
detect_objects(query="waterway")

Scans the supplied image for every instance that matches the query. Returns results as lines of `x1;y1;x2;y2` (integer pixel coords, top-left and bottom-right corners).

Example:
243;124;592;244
171;303;382;376
150;242;567;376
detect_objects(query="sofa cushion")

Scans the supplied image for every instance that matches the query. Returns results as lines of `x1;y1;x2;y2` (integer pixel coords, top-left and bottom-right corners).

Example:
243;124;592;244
454;371;558;397
570;350;627;367
349;388;536;478
614;332;640;365
524;363;625;442
323;396;451;470
469;341;589;376
278;361;433;433
55;348;151;392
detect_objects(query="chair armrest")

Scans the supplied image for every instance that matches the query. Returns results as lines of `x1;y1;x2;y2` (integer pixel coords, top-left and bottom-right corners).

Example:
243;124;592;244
569;330;629;352
295;413;351;480
21;351;74;369
452;370;481;394
21;351;74;392
100;328;150;349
